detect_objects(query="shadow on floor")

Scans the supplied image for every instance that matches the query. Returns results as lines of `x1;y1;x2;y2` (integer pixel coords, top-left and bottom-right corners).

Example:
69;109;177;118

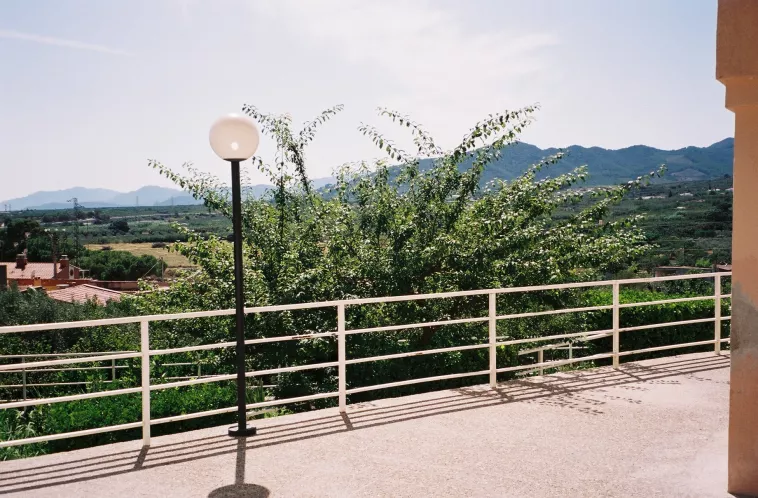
0;354;730;496
207;438;270;498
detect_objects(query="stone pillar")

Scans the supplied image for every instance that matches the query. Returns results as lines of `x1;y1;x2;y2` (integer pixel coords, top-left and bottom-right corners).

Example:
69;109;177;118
717;1;758;495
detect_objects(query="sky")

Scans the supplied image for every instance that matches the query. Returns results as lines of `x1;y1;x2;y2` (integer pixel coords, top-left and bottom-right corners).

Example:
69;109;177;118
0;0;734;202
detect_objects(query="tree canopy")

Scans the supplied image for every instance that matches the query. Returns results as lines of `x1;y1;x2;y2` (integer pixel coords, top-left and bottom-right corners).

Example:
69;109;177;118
139;104;662;404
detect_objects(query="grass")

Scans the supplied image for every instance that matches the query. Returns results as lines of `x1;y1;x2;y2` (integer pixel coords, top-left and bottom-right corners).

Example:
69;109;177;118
85;243;194;268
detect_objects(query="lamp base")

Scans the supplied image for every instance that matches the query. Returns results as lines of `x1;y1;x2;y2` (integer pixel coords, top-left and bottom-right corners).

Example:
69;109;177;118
228;424;257;438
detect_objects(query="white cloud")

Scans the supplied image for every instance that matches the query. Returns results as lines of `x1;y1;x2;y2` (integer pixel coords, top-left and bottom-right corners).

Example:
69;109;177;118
250;0;557;104
247;0;558;151
0;29;132;56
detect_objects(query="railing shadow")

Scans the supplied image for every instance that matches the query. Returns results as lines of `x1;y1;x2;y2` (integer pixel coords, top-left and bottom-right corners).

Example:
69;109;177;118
0;353;730;496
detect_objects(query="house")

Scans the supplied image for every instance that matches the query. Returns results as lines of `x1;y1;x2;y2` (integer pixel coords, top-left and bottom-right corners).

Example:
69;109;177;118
46;284;123;305
0;254;90;289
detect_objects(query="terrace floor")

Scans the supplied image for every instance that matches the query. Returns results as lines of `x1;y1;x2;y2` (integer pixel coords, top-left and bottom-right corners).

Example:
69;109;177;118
0;352;732;498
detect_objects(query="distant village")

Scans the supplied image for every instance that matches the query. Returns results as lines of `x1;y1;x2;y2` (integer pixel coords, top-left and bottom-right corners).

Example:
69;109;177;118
0;252;166;305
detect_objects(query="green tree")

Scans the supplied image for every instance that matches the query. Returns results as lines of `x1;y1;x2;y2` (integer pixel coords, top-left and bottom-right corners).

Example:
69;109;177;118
0;219;43;260
78;250;160;281
108;220;130;233
141;104;662;404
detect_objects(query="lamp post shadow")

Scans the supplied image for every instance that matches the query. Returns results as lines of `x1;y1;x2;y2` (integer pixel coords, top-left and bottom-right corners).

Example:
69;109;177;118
207;438;270;498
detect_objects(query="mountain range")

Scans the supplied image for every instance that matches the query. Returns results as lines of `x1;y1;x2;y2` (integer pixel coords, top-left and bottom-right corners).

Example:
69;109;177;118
430;137;734;186
2;139;733;210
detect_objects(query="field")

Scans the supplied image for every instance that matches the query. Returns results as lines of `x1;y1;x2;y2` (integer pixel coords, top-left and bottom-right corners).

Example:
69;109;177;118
9;176;734;273
84;242;194;268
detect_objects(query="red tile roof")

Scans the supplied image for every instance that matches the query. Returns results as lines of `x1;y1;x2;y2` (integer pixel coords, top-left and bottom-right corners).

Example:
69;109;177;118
0;262;83;280
47;284;123;305
0;262;57;280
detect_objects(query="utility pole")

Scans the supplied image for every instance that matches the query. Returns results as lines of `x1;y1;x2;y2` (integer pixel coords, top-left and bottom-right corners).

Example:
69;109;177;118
47;230;58;277
67;197;81;265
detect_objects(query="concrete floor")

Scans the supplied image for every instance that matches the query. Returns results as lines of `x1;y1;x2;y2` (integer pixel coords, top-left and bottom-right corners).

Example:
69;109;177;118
0;352;731;498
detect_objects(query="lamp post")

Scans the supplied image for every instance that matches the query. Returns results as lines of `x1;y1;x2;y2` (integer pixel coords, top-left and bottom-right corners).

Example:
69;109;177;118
209;114;261;438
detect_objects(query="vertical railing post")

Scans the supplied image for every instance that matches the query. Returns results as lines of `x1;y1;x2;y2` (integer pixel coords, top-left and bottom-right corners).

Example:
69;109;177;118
537;349;544;376
612;281;620;368
111;358;116;382
140;320;151;447
21;357;27;401
488;292;497;388
714;274;722;355
337;304;346;413
568;343;573;361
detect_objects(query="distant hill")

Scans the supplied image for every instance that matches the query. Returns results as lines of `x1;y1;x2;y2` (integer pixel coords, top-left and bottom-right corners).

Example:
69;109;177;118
108;186;186;207
415;138;734;186
2;183;298;211
1;139;732;210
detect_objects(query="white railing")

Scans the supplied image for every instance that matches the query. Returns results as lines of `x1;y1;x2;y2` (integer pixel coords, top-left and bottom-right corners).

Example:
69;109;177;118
0;354;210;401
0;272;731;449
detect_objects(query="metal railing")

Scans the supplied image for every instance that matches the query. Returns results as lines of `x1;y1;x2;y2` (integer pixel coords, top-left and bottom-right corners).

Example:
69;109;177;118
0;355;210;400
0;272;731;449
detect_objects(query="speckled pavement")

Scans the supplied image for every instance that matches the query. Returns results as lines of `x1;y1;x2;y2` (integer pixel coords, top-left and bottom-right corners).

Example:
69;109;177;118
0;352;731;497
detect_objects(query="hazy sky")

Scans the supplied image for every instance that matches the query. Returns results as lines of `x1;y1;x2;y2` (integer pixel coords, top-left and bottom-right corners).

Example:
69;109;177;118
0;0;733;201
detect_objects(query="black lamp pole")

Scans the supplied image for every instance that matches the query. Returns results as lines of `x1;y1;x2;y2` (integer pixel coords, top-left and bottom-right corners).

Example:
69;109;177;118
228;159;257;437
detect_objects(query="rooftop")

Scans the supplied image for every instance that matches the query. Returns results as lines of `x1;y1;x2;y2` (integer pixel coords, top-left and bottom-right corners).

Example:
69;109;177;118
46;283;123;305
0;352;730;498
0;262;58;280
0;261;83;281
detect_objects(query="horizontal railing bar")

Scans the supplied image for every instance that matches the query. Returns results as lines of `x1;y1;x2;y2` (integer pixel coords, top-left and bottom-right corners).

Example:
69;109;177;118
0;311;235;335
149;406;237;425
150;362;339;391
346;370;489;394
0;381;116;388
616;272;726;284
496;353;615;374
620;317;716;332
150;332;338;356
346;316;488;335
518;336;610;355
496;329;615;347
244;331;339;344
243;281;611;313
0;386;142;410
150;373;234;389
151;342;235;355
0;352;142;372
0;272;731;335
39;326;621;367
0;421;143;449
345;344;489;365
150;374;232;391
617;296;715;308
244;391;339;410
0;352;136;358
722;316;732;321
722;294;732;299
618;340;717;357
150;405;283;426
496;304;613;321
0;365;129;374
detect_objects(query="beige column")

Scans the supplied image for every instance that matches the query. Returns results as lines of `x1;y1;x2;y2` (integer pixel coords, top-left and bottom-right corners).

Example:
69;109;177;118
717;1;758;495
